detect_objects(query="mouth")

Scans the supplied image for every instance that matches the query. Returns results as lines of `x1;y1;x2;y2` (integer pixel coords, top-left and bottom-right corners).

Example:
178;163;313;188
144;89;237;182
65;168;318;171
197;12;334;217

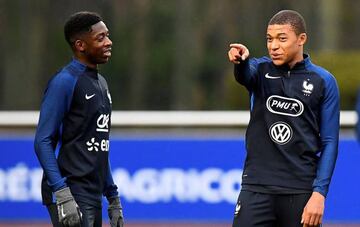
103;48;112;57
271;54;282;60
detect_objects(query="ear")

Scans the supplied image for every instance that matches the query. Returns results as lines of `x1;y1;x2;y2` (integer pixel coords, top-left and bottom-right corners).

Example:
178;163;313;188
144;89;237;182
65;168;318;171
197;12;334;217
74;39;86;52
298;33;307;46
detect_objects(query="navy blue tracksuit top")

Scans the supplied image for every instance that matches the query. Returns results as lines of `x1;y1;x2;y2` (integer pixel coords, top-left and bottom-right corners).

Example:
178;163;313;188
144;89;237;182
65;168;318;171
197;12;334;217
34;58;118;207
234;54;339;197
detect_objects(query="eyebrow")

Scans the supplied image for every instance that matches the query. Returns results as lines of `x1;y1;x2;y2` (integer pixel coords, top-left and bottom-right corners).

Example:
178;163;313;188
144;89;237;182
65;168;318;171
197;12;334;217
267;32;288;37
94;30;109;38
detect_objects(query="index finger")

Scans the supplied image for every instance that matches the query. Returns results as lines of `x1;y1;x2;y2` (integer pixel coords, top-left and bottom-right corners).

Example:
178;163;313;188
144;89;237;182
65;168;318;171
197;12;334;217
229;43;246;49
229;44;249;60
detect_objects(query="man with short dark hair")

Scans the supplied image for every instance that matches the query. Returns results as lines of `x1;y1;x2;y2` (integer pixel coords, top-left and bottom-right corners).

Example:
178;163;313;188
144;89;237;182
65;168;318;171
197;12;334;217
34;11;124;227
228;10;339;227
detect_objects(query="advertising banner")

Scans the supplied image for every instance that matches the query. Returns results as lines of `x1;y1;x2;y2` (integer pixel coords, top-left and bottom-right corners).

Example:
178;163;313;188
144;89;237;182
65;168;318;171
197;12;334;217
0;138;359;222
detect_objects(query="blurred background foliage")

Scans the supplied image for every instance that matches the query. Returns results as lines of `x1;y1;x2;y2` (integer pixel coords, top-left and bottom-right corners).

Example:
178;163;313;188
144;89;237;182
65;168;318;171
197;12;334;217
0;0;359;110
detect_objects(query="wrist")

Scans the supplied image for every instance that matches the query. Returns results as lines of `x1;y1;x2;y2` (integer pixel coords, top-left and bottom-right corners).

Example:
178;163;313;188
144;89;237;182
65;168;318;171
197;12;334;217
312;191;325;201
108;196;121;209
55;187;73;202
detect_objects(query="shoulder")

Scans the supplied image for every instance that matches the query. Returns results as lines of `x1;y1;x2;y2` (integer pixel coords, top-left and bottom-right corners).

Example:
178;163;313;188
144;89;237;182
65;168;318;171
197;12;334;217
246;56;272;73
307;62;339;100
249;56;272;65
307;62;337;85
47;66;80;93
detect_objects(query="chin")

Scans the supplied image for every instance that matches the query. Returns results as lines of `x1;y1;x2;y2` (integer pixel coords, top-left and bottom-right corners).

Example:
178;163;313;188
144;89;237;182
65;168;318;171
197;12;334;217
272;59;285;66
97;58;109;64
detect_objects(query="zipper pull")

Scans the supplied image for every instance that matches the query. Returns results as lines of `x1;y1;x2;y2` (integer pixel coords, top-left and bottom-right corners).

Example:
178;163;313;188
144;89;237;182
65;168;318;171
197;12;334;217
287;71;290;78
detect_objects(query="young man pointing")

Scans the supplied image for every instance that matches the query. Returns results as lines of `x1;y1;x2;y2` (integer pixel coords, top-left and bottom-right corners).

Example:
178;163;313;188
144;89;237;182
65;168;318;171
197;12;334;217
228;10;339;227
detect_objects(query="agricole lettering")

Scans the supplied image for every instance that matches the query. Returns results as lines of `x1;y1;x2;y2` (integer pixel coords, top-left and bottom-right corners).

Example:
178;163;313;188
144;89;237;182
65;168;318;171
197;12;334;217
0;164;242;205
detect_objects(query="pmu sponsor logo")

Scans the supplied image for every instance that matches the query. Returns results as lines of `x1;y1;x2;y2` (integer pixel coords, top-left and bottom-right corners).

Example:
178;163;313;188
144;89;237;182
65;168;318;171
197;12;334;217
266;95;304;117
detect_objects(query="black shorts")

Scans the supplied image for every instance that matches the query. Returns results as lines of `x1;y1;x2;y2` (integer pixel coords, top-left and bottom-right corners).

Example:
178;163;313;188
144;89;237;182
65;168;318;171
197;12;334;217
232;190;320;227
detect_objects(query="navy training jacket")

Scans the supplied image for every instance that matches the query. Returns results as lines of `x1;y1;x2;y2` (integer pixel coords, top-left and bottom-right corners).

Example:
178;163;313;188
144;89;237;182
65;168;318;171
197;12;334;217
234;54;339;197
34;58;118;206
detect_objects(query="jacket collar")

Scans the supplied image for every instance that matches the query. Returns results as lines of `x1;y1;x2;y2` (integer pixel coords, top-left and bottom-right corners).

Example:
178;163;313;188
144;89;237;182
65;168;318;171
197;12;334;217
70;58;98;71
273;54;311;71
69;58;98;77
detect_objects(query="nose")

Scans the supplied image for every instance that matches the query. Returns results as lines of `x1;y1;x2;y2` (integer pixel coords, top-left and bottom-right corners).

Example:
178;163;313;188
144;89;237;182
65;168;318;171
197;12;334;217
270;40;279;50
105;36;112;47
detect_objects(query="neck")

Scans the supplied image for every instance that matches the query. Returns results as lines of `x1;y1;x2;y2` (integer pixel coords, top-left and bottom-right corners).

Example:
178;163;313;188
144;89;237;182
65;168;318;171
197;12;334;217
288;52;304;69
73;54;97;69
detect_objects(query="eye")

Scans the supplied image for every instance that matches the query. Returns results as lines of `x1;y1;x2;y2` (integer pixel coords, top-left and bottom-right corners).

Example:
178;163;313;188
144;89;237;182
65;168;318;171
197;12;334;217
267;37;273;42
96;33;107;42
97;35;105;42
97;33;110;42
279;37;287;42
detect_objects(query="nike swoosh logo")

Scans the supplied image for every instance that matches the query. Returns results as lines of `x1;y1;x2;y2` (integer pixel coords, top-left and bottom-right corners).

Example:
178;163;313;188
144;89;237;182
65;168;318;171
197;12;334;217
85;94;96;100
235;204;241;212
60;205;66;218
265;73;281;79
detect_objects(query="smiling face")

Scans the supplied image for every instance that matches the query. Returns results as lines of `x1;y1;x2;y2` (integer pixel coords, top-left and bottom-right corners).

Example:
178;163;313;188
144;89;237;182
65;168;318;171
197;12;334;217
266;24;307;68
74;21;112;68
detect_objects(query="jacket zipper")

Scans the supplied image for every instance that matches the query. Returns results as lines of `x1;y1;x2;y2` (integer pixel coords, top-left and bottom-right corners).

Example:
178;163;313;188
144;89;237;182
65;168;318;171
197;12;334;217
286;70;291;95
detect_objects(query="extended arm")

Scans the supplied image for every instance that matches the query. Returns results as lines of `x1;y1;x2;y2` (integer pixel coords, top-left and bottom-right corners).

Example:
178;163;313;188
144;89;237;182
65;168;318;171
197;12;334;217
228;43;269;91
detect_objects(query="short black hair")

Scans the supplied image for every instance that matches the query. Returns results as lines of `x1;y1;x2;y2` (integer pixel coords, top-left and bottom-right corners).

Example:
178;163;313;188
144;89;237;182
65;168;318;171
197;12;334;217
64;11;103;46
268;10;306;35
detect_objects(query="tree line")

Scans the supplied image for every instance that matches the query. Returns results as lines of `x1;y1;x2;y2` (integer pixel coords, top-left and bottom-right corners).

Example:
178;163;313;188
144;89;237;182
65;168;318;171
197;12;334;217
0;0;359;110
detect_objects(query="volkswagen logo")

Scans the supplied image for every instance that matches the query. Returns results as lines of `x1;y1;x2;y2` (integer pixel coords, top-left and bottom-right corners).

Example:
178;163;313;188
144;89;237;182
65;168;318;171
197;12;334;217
269;122;293;145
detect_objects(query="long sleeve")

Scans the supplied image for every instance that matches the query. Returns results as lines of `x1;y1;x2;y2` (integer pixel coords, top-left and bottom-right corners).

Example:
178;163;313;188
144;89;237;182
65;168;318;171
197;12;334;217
312;74;340;197
103;157;119;199
34;72;77;192
233;57;270;91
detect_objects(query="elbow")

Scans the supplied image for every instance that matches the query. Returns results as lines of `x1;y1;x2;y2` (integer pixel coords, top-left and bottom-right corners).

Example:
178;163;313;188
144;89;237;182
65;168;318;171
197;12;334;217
234;74;242;84
34;135;41;156
34;134;51;157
